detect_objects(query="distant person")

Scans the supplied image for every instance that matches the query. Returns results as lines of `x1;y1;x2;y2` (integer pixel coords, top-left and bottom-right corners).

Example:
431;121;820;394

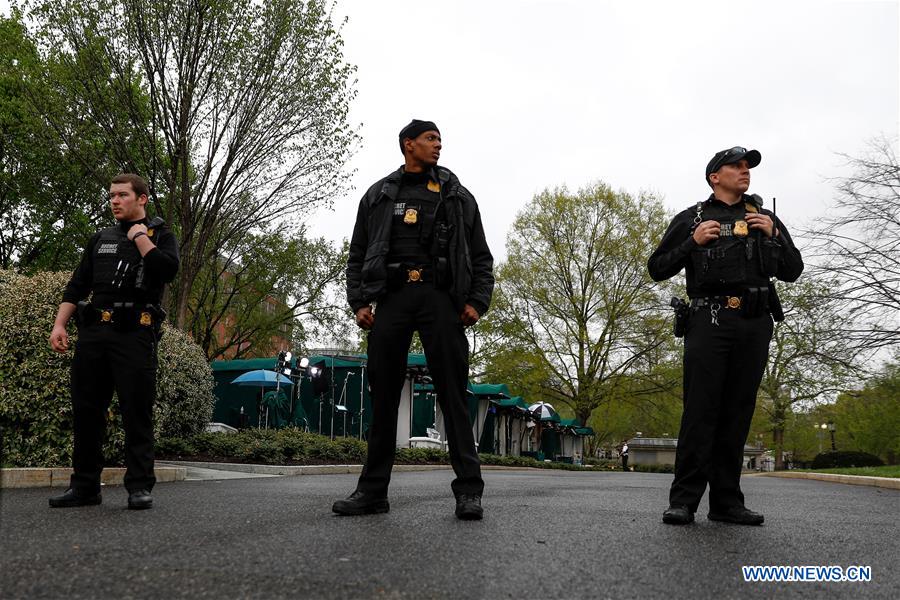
621;441;629;472
48;174;179;510
648;147;803;525
333;120;494;520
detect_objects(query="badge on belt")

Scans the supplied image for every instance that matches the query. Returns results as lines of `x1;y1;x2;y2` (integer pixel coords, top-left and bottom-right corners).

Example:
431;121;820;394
404;208;418;224
140;312;152;326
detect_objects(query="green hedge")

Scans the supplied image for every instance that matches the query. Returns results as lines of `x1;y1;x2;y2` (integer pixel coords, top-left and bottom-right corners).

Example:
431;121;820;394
811;450;885;469
157;429;608;472
0;270;216;467
633;463;675;473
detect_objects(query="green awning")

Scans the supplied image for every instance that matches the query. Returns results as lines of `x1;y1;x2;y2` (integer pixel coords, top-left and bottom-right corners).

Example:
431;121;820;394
469;383;510;398
574;427;594;436
558;418;581;428
492;396;528;409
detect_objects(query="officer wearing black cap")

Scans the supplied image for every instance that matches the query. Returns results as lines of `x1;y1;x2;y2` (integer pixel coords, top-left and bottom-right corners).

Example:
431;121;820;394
333;119;494;520
648;147;803;526
48;173;179;510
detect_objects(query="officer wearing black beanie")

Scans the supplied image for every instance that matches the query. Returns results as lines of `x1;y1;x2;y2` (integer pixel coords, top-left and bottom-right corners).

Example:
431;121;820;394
334;119;494;520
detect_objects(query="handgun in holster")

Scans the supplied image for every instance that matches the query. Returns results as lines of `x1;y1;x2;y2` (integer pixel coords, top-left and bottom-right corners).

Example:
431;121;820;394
670;297;689;338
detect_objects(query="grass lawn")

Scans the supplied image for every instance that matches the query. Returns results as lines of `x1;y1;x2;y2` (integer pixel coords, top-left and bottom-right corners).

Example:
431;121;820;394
803;465;900;478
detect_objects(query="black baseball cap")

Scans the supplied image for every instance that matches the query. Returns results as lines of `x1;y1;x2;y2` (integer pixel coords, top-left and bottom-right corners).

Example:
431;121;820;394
705;146;761;186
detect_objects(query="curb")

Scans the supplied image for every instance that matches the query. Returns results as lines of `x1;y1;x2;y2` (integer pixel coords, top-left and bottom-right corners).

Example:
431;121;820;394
0;465;187;489
158;460;456;476
759;471;900;490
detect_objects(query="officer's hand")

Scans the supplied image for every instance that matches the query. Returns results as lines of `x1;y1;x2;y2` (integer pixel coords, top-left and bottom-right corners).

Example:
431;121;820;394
127;223;148;241
746;212;775;237
49;325;69;353
460;304;480;326
355;306;374;330
692;220;720;246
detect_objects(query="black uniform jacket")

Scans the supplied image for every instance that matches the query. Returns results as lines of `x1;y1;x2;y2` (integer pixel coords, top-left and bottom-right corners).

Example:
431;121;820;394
347;166;494;316
647;194;804;297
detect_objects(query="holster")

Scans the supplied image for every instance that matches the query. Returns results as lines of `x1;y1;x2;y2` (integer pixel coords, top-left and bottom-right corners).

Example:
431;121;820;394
768;282;785;322
670;297;689;338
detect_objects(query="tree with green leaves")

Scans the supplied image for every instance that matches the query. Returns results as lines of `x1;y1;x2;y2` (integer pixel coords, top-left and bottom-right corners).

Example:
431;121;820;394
193;228;349;360
829;359;900;464
23;0;359;332
0;12;147;272
755;275;867;469
489;182;671;425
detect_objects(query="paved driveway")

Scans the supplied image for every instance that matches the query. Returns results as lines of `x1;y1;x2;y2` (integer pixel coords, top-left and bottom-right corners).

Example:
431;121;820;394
1;469;896;598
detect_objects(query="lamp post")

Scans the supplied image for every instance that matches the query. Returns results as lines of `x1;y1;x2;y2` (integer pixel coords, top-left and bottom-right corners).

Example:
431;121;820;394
826;421;836;451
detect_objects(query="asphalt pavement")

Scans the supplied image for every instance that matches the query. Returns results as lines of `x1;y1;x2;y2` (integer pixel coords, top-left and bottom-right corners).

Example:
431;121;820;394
1;469;897;599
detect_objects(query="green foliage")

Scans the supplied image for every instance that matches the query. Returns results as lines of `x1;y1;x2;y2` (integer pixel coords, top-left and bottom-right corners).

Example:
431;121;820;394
155;430;605;471
191;228;350;359
396;447;449;464
755;275;866;469
0;13;140;272
811;451;884;469
161;428;367;464
0;270;215;467
809;465;900;478
488;182;672;427
828;360;900;464
633;463;675;473
24;0;360;335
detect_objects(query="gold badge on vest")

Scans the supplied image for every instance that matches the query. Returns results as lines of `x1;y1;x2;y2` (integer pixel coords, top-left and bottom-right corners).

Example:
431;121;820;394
427;180;441;193
404;208;418;224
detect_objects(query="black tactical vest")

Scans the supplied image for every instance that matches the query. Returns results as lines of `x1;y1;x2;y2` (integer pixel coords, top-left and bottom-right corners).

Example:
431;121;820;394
688;199;780;293
90;224;145;305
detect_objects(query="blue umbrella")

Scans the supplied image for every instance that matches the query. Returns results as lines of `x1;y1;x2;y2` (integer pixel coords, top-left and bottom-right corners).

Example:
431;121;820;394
230;369;293;387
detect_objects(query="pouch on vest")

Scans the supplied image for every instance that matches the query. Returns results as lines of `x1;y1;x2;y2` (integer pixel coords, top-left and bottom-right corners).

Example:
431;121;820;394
691;237;747;286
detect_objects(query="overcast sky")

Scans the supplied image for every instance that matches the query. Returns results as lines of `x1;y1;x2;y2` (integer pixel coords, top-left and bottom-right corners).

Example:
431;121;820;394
3;0;898;261
320;0;899;261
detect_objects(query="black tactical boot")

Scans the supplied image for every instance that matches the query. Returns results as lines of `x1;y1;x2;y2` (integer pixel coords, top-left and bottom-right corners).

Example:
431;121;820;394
127;489;153;510
455;494;483;520
662;505;695;525
708;505;764;525
49;489;102;508
332;490;390;516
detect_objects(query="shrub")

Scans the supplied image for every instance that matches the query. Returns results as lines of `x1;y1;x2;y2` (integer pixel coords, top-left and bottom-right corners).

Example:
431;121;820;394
633;463;675;473
811;451;885;469
0;270;216;467
396;447;450;464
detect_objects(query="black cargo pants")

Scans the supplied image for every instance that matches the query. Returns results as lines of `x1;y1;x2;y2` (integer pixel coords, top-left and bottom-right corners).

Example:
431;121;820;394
669;307;773;513
69;322;159;495
357;282;484;498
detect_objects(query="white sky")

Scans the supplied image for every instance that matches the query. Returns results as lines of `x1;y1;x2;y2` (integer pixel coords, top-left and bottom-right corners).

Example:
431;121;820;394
3;0;898;261
321;0;899;260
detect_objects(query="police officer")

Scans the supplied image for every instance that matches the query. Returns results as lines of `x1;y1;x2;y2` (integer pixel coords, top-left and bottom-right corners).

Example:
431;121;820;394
648;147;803;525
48;173;179;510
333;120;494;520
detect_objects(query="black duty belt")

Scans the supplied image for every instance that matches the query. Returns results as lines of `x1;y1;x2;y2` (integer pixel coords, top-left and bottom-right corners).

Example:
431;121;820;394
78;301;161;327
691;296;742;310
